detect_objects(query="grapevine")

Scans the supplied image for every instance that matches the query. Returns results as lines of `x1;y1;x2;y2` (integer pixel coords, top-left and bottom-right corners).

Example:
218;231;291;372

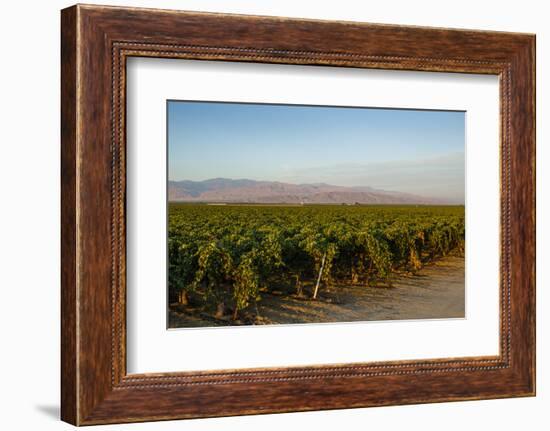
168;204;465;321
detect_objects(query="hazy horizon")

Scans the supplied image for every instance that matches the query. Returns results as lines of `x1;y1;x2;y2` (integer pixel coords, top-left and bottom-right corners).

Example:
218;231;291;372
168;101;465;203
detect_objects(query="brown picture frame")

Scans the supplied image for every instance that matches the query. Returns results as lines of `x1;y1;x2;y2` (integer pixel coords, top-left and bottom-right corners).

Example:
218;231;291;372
61;4;536;425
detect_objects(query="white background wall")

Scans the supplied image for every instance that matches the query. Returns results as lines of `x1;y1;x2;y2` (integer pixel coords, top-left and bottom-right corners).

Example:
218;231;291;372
0;0;546;429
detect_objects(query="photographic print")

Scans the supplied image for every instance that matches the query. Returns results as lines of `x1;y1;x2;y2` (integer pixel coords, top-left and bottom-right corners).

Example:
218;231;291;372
167;101;465;328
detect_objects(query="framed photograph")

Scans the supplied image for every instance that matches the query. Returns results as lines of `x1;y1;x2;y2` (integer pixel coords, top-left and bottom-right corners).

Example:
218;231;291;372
61;4;535;425
165;100;467;329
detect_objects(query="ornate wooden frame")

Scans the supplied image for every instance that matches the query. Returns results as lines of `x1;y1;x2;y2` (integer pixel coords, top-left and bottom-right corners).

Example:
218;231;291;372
61;4;535;425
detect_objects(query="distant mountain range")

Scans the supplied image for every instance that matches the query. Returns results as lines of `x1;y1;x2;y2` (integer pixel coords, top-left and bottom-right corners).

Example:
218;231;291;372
168;178;447;204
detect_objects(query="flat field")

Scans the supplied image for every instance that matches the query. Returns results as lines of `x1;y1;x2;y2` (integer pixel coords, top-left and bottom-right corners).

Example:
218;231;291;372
168;204;465;327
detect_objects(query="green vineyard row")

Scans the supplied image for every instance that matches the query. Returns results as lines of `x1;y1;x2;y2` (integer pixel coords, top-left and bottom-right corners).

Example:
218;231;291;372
168;204;465;319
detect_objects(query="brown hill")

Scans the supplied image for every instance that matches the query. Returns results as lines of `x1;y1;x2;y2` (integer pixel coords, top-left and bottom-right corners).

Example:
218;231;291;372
168;178;446;204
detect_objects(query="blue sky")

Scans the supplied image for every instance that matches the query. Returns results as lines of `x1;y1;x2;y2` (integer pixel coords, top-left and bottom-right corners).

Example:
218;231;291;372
168;101;465;203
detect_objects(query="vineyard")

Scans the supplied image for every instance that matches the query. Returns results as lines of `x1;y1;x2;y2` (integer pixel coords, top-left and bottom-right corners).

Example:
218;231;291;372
168;204;465;324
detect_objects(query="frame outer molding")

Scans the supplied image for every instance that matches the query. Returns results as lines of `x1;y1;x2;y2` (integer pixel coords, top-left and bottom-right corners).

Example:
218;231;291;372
61;4;535;426
61;5;78;424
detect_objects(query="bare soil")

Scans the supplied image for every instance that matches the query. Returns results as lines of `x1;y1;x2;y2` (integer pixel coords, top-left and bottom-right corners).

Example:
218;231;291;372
168;255;465;328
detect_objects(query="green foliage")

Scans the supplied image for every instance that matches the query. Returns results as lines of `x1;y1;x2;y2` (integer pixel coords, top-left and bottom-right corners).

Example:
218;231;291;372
168;204;465;318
